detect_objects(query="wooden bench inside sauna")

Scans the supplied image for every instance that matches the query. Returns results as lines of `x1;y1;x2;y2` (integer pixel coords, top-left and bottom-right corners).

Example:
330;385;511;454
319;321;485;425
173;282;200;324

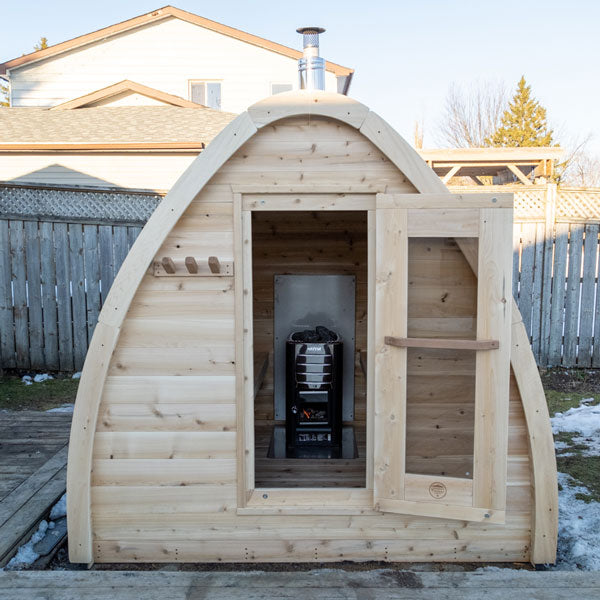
67;31;558;565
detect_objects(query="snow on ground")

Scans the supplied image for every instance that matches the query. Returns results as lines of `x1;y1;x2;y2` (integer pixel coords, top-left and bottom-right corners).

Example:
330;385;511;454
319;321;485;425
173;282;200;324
71;372;82;379
46;404;74;413
552;397;600;456
3;495;67;571
21;373;54;385
4;520;49;569
49;494;66;520
554;472;600;571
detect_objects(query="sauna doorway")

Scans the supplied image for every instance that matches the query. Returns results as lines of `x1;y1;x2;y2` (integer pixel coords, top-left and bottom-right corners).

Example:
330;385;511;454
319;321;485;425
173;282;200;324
244;207;369;489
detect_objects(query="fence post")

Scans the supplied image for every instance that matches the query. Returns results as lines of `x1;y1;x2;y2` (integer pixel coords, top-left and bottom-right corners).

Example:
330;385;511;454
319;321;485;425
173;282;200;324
539;184;557;367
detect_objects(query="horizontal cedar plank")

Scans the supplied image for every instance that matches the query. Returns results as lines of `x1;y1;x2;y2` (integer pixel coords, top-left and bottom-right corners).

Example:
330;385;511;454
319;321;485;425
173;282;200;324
126;301;233;320
91;510;531;532
157;231;234;258
93;538;529;563
91;459;236;486
209;169;411;189
137;275;234;293
108;347;235;376
91;485;236;514
93;519;530;542
96;403;236;432
102;376;235;404
118;318;234;348
93;431;236;459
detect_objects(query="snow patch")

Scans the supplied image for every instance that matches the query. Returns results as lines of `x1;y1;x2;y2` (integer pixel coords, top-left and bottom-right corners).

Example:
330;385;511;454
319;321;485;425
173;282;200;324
554;472;600;571
49;494;66;520
72;372;82;379
3;494;69;571
46;404;74;414
5;520;48;569
552;398;600;455
21;373;54;385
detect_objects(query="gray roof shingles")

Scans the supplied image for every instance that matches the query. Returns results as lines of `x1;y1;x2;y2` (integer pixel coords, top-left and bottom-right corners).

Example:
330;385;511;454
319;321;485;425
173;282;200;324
0;106;237;145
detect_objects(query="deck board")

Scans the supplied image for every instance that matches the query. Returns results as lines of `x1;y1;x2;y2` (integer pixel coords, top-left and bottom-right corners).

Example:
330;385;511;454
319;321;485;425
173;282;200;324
0;410;71;566
0;570;597;600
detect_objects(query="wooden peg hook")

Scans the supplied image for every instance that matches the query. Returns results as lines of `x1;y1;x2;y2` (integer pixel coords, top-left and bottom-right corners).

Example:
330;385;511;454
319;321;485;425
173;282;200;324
208;256;220;274
185;256;198;274
161;257;176;274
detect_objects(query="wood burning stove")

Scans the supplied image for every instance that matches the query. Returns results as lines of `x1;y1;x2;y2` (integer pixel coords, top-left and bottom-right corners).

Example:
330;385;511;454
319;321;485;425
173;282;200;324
285;326;343;457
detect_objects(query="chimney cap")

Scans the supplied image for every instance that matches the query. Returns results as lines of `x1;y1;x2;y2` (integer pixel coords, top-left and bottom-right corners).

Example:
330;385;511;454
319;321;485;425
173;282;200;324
296;27;325;34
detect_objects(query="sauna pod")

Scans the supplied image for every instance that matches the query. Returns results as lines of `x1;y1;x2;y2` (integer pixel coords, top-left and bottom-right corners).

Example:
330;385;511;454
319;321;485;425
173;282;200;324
67;90;558;565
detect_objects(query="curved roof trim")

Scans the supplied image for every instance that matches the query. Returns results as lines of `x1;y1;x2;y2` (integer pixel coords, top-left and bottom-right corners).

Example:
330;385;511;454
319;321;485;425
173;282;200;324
66;90;556;565
50;80;202;110
0;6;353;77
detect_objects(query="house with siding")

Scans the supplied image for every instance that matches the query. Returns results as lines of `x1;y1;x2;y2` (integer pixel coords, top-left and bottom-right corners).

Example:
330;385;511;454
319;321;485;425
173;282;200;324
0;5;353;189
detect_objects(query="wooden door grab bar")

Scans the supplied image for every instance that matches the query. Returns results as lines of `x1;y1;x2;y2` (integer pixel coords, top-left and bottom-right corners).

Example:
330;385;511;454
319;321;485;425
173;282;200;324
384;336;499;351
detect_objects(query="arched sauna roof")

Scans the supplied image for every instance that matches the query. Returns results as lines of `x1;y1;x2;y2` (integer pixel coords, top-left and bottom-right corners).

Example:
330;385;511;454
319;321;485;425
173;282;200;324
67;90;557;563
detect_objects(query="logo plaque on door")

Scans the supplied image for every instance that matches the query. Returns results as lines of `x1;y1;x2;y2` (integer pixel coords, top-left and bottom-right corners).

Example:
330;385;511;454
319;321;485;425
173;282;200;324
429;482;447;499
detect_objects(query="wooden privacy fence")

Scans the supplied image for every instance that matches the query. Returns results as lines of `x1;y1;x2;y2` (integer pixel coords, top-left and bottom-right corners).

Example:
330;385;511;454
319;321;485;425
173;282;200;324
1;182;600;371
0;183;158;371
456;184;600;368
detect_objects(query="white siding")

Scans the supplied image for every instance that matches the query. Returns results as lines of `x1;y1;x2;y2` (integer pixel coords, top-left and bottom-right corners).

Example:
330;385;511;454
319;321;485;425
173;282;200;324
9;17;339;111
0;153;197;190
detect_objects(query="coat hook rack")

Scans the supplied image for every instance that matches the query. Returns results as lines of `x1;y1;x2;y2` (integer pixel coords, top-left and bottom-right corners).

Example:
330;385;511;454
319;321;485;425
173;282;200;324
153;256;233;277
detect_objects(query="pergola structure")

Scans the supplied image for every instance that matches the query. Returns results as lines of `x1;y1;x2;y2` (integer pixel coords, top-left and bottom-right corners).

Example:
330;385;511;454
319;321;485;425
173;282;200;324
418;147;565;185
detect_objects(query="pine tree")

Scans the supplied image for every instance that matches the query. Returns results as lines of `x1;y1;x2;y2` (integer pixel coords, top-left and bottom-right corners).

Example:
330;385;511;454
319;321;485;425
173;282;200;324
0;81;8;107
33;37;48;51
487;76;553;147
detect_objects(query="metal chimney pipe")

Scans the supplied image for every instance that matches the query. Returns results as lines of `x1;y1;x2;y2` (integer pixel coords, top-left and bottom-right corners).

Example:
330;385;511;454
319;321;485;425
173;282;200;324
297;27;326;91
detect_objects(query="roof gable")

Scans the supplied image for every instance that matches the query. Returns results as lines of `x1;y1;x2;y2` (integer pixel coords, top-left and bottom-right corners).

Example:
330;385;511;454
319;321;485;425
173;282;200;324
0;6;353;77
50;80;201;110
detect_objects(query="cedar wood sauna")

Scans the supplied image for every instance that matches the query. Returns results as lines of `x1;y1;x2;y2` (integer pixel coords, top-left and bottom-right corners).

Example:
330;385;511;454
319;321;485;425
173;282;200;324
66;90;558;566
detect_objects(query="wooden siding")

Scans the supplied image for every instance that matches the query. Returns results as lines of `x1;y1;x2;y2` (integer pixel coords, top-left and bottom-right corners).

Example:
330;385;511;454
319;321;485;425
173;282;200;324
86;115;534;563
9;18;338;111
0;153;197;190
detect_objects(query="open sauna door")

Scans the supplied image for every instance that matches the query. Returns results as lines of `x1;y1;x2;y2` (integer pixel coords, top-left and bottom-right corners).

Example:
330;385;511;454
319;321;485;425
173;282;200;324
373;194;513;523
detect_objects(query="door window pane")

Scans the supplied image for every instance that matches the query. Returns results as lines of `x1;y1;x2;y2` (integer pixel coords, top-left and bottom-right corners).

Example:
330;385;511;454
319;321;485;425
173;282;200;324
190;83;205;106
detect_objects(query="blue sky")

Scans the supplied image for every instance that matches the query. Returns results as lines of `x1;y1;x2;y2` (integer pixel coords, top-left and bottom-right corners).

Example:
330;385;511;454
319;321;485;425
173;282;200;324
2;0;598;154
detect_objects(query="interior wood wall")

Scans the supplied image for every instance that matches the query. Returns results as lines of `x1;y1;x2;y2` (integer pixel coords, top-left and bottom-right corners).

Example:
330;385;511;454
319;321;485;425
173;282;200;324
252;210;368;357
89;115;533;563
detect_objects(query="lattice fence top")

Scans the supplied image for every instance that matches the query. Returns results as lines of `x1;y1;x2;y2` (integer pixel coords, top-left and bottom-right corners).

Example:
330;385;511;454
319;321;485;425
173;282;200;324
0;182;164;225
557;188;600;221
513;188;546;220
448;185;546;220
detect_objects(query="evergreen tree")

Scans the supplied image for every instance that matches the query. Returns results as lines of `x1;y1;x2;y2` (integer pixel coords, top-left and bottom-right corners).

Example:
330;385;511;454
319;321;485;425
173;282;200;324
0;81;8;107
33;37;48;51
487;76;553;147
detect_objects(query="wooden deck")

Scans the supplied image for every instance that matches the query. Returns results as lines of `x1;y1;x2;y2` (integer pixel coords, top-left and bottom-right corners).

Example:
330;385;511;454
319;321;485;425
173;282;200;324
0;411;71;566
0;570;598;599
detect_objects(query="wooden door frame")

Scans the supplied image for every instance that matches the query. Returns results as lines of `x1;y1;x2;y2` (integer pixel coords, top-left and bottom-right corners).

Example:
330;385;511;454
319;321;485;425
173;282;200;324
373;193;513;524
233;187;379;515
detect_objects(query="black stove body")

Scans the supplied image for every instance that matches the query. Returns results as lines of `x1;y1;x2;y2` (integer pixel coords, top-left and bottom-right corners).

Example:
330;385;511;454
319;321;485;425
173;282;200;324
285;327;343;457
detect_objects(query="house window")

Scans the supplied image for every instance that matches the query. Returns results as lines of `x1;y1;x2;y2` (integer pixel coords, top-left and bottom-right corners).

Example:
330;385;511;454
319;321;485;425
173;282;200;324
271;83;293;95
189;81;222;110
